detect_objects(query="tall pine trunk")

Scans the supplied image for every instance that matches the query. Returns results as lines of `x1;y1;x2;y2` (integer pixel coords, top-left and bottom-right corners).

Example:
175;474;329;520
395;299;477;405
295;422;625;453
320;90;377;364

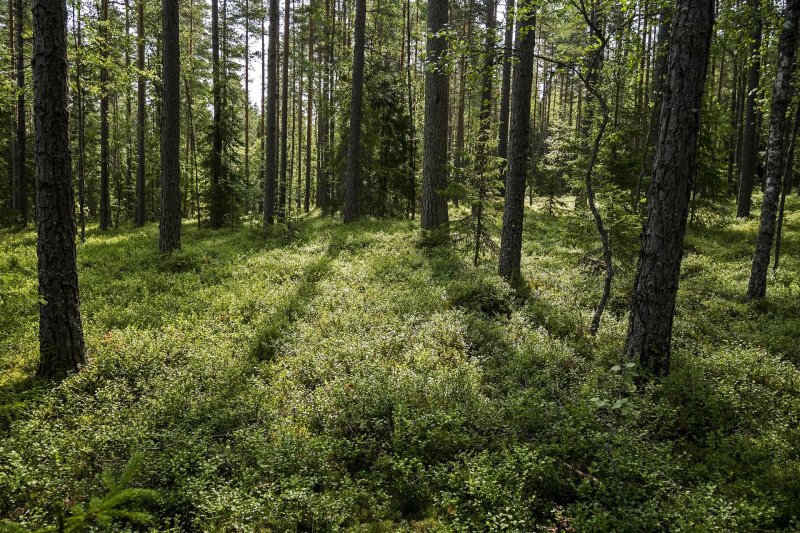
15;0;26;225
159;0;181;252
264;0;279;225
210;0;224;226
746;0;799;299
736;0;762;218
497;0;514;177
624;0;714;376
279;0;290;222
100;0;111;230
498;0;536;280
421;0;449;230
305;0;314;214
343;0;366;222
135;0;146;226
33;0;86;379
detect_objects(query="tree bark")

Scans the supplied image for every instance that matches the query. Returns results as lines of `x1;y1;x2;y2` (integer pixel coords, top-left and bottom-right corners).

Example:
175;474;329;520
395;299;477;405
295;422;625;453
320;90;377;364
33;0;86;380
746;0;799;299
264;0;279;225
15;0;26;225
278;0;290;222
305;1;314;214
498;0;536;281
420;0;449;230
343;0;366;222
135;0;146;226
736;0;762;218
99;0;111;230
159;0;181;252
624;0;714;376
773;104;800;271
498;0;514;170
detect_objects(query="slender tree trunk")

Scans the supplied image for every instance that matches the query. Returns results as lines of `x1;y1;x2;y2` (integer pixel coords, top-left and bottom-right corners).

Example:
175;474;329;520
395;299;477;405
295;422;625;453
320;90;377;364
32;0;86;379
15;0;26;225
125;0;133;220
279;0;290;222
305;0;314;214
74;2;86;241
135;0;146;226
8;0;16;216
99;0;111;230
498;0;514;171
406;0;416;218
210;0;224;226
264;0;279;225
624;0;714;376
159;0;181;252
498;0;536;280
633;6;671;210
244;0;250;219
746;0;799;299
421;0;449;229
343;0;366;222
736;0;762;218
774;104;800;270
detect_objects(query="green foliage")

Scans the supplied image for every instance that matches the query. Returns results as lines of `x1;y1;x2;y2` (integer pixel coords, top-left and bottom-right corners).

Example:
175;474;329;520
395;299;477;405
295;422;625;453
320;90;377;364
2;202;800;530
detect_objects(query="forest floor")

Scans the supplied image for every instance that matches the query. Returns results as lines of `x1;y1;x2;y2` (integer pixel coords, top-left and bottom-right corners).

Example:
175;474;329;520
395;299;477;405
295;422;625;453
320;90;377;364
2;198;800;531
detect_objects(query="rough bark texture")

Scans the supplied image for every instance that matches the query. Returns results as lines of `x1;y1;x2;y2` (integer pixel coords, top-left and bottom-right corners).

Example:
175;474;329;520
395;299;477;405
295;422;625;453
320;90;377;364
135;0;146;226
420;0;449;230
99;0;111;230
15;0;26;225
33;0;86;380
264;0;279;225
304;0;314;214
773;105;800;271
746;0;799;300
159;0;181;252
498;0;514;167
210;0;224;227
343;0;366;222
736;0;762;218
278;0;290;222
498;2;536;280
624;0;714;376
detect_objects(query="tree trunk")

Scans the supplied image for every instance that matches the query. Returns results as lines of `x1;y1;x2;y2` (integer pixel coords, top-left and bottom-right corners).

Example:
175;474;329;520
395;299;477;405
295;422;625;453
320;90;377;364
421;0;449;230
279;0;290;222
736;0;762;218
264;0;279;225
498;0;514;170
773;104;800;270
74;2;86;241
210;0;224;226
33;0;86;380
305;1;314;214
99;0;111;230
135;0;146;226
15;0;26;225
746;0;799;299
624;0;714;376
498;0;535;281
343;0;366;222
159;0;181;252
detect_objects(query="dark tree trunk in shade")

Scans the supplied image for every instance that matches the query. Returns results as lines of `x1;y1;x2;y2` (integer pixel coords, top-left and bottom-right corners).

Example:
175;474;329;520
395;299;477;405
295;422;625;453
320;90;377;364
279;0;290;222
343;0;366;222
420;0;449;230
264;0;279;225
773;105;800;271
210;0;223;227
624;0;714;376
99;0;111;230
135;0;146;226
305;1;314;214
32;0;86;380
736;0;762;218
159;0;181;252
15;0;26;225
498;1;536;281
9;0;16;216
746;0;800;299
497;0;514;172
633;6;671;210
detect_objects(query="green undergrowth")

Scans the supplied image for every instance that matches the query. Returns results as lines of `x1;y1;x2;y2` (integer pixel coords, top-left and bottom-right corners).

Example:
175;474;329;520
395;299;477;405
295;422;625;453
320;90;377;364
1;199;799;531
